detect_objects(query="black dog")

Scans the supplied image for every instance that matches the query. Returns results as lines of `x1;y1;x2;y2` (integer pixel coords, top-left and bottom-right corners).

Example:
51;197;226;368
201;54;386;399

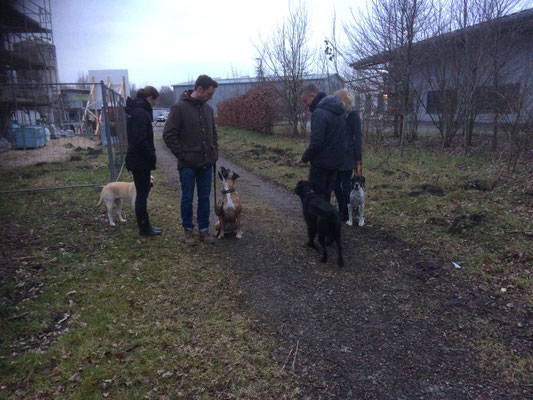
295;180;344;267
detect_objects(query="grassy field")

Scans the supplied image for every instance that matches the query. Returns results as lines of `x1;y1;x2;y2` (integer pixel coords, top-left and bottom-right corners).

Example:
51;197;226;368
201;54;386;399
217;125;533;303
0;150;296;399
1;128;531;398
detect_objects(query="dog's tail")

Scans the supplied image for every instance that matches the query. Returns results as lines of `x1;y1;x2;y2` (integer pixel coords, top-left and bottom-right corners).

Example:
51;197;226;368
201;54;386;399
96;191;103;207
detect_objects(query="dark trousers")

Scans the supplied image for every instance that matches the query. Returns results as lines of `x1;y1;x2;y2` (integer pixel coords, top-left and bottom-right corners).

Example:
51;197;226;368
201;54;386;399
309;165;338;203
334;170;352;216
132;170;151;220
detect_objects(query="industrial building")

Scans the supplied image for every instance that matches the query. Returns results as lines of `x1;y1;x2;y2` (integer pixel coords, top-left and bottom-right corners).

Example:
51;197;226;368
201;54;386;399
172;73;345;114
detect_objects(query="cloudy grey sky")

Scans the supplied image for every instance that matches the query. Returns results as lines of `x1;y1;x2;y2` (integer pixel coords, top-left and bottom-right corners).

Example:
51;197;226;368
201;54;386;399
51;0;362;88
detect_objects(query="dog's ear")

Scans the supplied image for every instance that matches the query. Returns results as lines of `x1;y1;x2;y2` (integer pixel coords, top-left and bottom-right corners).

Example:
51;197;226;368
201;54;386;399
219;166;229;180
295;180;303;194
232;172;240;181
361;175;366;188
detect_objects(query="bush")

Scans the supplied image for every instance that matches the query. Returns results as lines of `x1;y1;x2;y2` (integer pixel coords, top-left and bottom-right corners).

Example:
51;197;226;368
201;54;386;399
217;85;281;134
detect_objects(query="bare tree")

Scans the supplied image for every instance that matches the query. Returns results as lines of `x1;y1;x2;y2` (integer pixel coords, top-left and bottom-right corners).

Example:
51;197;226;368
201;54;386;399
158;85;174;107
500;67;533;171
476;0;529;152
344;0;433;156
491;16;533;169
444;0;529;154
130;83;137;99
75;71;89;88
415;0;465;148
255;58;266;83
255;1;314;136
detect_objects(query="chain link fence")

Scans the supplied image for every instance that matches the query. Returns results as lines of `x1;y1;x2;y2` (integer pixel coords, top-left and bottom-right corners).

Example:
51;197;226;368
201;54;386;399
0;82;128;193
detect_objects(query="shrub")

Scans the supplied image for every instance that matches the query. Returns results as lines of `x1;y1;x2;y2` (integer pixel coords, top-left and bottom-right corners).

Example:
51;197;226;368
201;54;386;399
217;85;281;134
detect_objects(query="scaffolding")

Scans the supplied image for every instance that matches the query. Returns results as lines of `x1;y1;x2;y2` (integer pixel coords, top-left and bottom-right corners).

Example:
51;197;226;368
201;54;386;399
0;0;58;137
0;2;128;190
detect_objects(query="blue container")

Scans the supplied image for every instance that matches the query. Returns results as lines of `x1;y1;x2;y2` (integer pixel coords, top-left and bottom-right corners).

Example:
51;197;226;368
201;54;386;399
11;126;47;148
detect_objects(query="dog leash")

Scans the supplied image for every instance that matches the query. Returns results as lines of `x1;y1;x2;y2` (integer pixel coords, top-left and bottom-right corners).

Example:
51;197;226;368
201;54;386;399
213;163;217;212
355;161;363;175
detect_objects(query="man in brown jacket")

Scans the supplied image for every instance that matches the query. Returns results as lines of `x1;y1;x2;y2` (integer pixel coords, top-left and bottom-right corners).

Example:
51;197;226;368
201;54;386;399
163;75;218;245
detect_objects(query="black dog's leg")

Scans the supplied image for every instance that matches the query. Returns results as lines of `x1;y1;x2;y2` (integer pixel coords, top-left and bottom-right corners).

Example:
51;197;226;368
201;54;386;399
317;223;328;263
336;238;344;267
306;220;320;251
318;234;328;263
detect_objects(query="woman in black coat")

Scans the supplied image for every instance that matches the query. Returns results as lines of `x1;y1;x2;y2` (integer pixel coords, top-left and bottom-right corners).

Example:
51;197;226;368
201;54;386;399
125;86;161;236
333;89;363;221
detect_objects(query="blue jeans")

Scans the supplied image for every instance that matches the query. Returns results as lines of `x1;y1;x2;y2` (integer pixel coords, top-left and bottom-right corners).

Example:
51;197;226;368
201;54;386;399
178;167;212;231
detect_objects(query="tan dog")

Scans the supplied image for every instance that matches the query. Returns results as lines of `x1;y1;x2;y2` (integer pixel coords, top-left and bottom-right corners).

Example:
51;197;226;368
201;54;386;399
97;176;153;226
215;166;243;239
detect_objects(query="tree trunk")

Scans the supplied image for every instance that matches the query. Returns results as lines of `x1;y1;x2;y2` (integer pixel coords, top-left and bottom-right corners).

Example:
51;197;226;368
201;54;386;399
492;112;499;152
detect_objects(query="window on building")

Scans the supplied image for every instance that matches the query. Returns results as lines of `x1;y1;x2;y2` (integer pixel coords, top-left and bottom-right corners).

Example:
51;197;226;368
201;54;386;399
426;89;457;114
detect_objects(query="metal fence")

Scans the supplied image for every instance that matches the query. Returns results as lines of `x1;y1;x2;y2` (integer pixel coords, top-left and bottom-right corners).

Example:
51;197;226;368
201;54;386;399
0;82;127;193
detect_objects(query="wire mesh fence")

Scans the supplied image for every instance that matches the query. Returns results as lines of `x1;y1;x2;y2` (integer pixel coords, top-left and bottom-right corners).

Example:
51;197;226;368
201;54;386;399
0;82;127;193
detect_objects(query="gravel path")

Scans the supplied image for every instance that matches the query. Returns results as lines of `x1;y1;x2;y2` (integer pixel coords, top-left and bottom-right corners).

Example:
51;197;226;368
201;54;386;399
155;131;532;399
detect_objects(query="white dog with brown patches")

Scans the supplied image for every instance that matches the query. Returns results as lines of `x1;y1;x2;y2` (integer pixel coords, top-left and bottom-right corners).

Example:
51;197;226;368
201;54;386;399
215;166;243;239
97;176;153;226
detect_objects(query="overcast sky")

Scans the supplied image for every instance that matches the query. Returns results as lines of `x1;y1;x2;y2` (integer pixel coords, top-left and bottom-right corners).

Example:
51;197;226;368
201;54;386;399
51;0;363;89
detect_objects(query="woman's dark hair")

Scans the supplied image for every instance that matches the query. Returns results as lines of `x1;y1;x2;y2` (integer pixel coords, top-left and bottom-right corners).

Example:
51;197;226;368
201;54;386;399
136;85;159;100
194;75;218;91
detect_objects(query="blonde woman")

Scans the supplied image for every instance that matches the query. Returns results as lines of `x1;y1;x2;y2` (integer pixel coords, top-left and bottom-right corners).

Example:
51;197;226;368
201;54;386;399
333;89;362;221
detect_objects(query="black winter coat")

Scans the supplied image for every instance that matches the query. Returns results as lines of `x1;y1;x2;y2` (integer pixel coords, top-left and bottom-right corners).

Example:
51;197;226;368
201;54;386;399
302;93;346;170
340;110;363;171
125;97;156;172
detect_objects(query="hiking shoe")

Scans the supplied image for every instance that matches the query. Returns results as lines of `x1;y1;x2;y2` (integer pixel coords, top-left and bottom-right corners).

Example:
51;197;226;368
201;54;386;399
183;228;197;246
199;230;216;244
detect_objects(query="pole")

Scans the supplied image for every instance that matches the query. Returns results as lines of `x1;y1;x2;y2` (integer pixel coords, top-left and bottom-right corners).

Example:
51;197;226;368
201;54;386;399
101;81;116;182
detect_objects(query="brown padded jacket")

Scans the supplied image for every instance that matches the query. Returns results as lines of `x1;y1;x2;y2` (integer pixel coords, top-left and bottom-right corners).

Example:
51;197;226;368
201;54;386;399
162;90;218;169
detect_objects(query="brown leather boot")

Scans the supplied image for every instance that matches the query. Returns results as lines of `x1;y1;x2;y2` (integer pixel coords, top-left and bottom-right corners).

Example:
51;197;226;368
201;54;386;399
183;228;197;246
199;230;216;244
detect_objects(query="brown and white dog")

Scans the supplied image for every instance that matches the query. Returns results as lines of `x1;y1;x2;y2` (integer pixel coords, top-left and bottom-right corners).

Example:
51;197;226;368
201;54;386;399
97;176;154;226
215;166;243;239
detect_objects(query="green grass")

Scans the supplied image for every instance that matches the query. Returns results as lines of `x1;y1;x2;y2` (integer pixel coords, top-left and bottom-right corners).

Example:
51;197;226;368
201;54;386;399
1;127;531;396
0;153;297;399
217;125;533;303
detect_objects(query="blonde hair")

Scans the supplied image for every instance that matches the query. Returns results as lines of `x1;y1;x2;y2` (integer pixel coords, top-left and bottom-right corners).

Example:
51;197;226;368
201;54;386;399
334;89;354;111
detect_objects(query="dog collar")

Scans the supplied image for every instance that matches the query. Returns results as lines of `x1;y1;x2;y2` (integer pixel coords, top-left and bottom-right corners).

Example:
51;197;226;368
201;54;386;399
221;188;235;194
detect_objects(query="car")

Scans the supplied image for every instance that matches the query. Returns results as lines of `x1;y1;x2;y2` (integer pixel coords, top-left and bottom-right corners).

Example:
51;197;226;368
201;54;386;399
156;114;167;122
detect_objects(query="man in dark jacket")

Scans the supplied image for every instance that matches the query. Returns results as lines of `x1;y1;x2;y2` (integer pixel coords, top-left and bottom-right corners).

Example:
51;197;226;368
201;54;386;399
163;75;218;245
300;84;346;202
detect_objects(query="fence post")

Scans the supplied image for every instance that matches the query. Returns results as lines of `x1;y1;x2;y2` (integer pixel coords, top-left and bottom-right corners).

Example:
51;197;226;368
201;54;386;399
101;81;116;182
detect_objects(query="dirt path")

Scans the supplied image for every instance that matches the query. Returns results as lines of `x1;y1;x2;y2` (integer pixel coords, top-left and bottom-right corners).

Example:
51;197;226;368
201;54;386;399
155;132;531;399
